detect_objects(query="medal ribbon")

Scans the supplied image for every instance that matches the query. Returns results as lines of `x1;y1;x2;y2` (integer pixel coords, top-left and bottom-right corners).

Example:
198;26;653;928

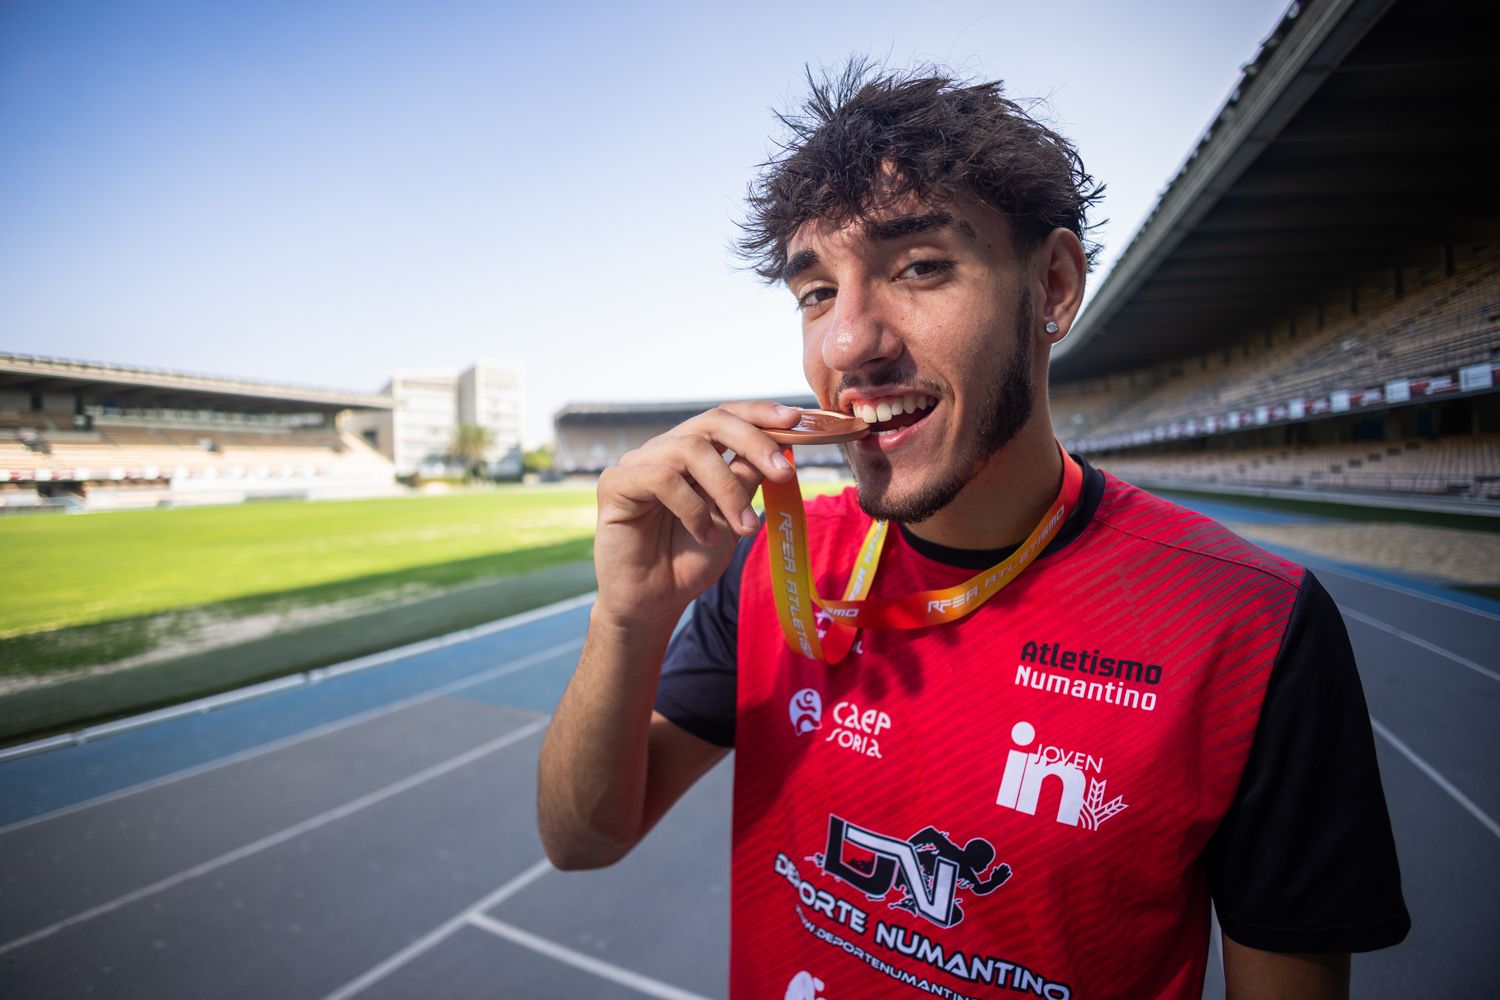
761;441;1083;664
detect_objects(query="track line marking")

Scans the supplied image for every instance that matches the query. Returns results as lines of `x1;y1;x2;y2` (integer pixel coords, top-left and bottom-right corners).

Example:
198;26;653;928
1371;716;1500;841
0;635;583;837
467;912;716;1000
1343;609;1500;684
320;858;555;1000
1316;563;1500;622
0;718;549;957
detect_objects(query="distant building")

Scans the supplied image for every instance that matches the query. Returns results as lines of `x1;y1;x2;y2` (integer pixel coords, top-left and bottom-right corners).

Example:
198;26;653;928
553;395;846;474
354;361;523;478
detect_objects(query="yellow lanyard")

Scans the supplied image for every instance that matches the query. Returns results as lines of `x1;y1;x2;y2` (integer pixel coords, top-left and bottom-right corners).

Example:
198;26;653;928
761;443;1083;663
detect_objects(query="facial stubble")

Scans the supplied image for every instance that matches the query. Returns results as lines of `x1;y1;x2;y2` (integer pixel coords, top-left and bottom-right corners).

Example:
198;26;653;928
847;291;1036;525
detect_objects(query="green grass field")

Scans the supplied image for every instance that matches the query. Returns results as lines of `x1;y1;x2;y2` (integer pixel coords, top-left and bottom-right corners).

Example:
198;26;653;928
0;487;599;640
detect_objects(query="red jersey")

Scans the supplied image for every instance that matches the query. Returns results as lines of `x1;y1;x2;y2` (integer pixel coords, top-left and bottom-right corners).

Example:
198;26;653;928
656;459;1409;998
730;476;1302;999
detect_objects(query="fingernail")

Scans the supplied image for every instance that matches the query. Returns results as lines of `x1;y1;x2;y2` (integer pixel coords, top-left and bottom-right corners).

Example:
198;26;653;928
773;403;798;418
770;451;791;471
740;508;760;533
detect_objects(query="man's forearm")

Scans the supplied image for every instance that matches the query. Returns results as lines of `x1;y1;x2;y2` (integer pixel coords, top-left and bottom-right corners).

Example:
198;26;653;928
1222;937;1349;1000
537;607;679;869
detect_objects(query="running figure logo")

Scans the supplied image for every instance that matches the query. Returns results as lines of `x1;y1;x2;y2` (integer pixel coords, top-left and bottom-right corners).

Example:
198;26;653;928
815;815;1013;928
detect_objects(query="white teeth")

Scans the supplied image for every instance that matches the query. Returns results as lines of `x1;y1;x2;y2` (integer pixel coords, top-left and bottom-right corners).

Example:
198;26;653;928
850;395;935;425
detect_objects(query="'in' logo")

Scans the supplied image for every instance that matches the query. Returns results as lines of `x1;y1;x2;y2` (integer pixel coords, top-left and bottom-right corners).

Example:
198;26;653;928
995;721;1127;830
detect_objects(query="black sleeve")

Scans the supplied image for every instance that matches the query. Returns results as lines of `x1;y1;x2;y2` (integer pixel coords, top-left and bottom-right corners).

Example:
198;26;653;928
652;530;754;748
1205;571;1411;953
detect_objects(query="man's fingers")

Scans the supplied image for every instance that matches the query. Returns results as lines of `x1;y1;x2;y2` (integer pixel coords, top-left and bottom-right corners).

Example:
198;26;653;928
604;464;723;547
641;403;798;485
678;436;761;536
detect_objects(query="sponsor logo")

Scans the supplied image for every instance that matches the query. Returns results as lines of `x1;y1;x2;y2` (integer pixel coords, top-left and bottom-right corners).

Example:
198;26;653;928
813;815;1012;928
790;688;823;736
995;721;1128;831
774;838;1069;998
824;699;890;758
784;970;827;1000
1016;640;1161;712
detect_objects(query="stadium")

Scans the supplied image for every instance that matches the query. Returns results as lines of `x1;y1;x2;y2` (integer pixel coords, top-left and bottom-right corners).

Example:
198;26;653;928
2;1;1498;998
0;352;397;510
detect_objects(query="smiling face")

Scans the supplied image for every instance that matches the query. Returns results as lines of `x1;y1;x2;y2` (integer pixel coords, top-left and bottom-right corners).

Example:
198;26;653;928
785;191;1046;524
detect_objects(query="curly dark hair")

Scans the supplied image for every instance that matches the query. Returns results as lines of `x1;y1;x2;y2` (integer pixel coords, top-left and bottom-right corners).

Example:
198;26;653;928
738;60;1105;282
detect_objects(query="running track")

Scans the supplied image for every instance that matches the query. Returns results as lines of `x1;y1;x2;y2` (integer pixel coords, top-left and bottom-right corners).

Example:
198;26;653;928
1;498;1496;998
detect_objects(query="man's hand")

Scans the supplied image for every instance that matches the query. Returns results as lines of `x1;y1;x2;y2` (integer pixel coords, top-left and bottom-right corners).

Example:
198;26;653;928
537;400;799;871
592;400;801;627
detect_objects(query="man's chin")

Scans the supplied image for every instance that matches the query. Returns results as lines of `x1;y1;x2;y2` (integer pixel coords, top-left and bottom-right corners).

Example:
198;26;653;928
853;475;956;525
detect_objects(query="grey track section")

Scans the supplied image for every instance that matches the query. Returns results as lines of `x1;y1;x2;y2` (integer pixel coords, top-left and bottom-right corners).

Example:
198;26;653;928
357;925;655;1000
0;701;548;999
0;698;534;944
359;760;733;1000
486;759;733;998
1317;566;1500;823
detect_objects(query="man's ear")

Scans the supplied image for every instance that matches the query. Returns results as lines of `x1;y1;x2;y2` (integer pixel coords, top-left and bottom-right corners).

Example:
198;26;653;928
1035;228;1087;346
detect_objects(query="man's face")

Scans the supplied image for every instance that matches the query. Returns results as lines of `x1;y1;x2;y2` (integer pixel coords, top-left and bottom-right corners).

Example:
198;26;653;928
785;191;1040;523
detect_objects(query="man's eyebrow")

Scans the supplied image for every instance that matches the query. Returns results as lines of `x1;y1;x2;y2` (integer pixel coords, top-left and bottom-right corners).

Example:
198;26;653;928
782;211;972;284
782;249;820;284
864;211;959;242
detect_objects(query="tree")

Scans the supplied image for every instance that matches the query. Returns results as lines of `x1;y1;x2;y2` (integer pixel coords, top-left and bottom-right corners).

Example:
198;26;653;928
523;445;554;474
450;423;493;482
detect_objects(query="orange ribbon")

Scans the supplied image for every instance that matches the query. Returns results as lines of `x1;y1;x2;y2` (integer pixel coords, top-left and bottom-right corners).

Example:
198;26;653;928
761;442;1083;663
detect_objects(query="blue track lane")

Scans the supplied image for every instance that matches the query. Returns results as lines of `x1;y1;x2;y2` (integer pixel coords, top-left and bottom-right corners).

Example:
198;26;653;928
0;603;593;829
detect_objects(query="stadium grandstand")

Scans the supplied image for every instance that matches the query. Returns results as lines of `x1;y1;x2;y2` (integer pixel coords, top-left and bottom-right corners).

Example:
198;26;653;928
0;352;396;511
555;0;1499;512
554;395;851;474
1051;0;1500;509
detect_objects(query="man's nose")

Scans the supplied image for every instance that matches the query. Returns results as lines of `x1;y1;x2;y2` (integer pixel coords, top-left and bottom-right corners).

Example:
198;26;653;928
819;285;903;372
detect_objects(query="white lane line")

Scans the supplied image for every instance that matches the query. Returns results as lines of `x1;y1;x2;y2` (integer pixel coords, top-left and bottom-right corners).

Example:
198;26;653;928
320;858;555;1000
0;635;583;837
1371;716;1500;841
1317;562;1500;622
0;718;549;957
1343;609;1500;684
467;912;716;1000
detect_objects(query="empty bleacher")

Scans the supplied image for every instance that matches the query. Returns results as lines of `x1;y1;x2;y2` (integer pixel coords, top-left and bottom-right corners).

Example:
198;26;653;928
1098;435;1500;501
1055;253;1500;449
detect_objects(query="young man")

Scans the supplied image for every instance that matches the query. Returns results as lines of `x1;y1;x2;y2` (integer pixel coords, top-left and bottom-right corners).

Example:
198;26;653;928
538;66;1408;999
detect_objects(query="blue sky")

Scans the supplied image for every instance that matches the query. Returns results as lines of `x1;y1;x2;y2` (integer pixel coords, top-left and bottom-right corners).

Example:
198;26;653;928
1;0;1289;445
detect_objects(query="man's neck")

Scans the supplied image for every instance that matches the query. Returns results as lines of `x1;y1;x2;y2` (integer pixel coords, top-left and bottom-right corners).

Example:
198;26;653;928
901;425;1063;552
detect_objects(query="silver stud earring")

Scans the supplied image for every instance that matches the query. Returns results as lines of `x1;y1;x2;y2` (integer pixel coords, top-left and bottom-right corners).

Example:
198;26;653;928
1044;320;1060;335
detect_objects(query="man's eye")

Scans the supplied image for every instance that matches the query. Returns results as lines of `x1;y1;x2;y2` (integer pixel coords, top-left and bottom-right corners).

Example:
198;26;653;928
898;260;954;280
797;287;836;309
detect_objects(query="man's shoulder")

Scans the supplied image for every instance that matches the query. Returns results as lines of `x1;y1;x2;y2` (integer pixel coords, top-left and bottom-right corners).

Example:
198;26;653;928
1089;471;1305;592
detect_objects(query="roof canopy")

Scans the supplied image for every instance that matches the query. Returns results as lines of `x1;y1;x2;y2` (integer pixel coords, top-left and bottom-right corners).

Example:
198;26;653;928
1054;0;1500;380
0;353;392;414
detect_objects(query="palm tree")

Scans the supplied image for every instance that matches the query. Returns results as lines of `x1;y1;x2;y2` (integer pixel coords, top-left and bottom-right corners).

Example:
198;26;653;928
450;423;493;482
